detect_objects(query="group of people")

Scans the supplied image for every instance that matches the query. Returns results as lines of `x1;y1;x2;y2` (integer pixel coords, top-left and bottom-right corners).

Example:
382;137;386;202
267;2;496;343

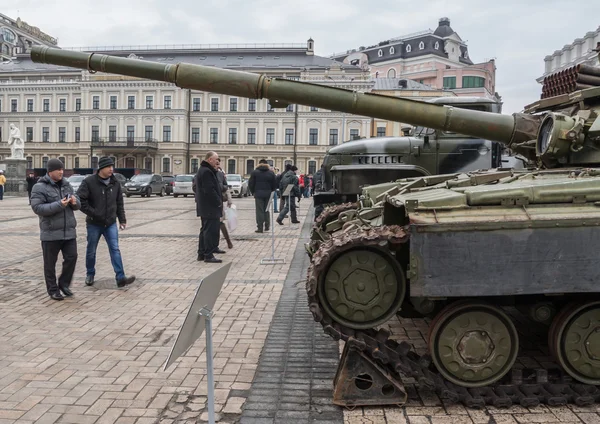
30;157;136;301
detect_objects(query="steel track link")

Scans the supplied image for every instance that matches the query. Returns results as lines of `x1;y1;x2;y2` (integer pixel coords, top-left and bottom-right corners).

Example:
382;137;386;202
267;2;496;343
306;225;600;408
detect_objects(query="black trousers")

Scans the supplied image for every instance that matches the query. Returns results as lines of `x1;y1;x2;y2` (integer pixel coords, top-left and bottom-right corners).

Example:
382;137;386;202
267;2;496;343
255;197;270;230
41;239;78;295
198;218;220;259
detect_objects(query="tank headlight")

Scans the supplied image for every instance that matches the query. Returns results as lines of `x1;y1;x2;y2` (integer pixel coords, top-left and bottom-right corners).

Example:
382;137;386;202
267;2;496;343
536;112;580;165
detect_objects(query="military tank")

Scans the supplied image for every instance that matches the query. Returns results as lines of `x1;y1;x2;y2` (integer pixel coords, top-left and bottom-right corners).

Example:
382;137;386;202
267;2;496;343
30;45;600;408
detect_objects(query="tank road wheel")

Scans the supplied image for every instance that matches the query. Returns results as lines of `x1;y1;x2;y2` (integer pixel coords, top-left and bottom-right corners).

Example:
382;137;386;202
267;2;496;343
428;301;519;388
549;301;600;385
318;247;405;330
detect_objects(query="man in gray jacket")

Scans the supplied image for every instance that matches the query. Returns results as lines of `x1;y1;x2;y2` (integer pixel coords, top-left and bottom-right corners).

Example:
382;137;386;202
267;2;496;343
30;158;81;300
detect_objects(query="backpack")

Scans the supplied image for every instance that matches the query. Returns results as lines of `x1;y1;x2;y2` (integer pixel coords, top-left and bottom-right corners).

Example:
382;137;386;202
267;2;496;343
280;171;295;193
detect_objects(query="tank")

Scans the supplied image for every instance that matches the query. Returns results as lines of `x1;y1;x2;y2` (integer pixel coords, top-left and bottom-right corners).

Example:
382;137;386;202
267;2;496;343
313;97;529;219
31;46;600;407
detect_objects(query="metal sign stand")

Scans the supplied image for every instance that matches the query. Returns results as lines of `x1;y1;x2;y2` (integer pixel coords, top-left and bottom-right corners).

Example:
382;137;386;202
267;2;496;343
164;263;232;424
261;191;285;265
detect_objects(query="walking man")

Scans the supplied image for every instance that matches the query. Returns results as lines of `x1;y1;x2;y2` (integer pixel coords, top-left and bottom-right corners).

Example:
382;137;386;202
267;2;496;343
196;151;224;263
248;159;276;233
276;165;301;225
77;157;136;288
30;159;80;300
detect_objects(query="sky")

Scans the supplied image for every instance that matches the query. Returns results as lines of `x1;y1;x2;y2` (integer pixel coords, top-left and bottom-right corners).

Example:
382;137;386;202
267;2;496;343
6;1;600;114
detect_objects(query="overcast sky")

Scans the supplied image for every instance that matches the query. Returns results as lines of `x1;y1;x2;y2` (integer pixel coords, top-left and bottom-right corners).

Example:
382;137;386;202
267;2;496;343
7;1;600;114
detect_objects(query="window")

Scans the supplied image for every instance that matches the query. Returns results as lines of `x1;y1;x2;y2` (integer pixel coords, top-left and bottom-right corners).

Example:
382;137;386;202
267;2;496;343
128;96;135;109
443;76;457;89
59;127;66;143
266;128;275;144
246;159;255;175
11;99;17;112
162;158;171;173
91;126;99;142
191;158;199;173
434;41;440;50
377;49;383;57
309;128;318;145
310;106;318;112
329;129;338;145
27;99;33;112
248;99;256;111
211;98;219;111
227;159;236;175
390;46;395;54
145;126;153;141
144;157;152;171
75;127;80;142
91;157;98;169
308;161;317;175
110;96;117;109
60;98;66;112
43;127;50;142
286;104;294;112
74;157;79;168
419;41;425;50
284;160;292;167
163;126;171;142
247;128;256;144
127;126;135;142
285;128;294;145
228;128;237;144
93;96;100;109
164;95;171;109
43;99;50;112
387;68;396;78
146;96;153;109
191;127;200;143
42;157;49;169
76;98;81;111
267;160;274;167
210;128;218;144
58;156;66;166
406;44;412;53
377;127;386;137
193;97;201;111
27;157;33;169
229;98;237;111
462;76;486;88
109;126;117;142
350;129;360;140
26;127;33;142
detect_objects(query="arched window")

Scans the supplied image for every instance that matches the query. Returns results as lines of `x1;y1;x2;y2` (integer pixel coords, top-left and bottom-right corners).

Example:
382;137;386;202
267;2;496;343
58;156;66;167
387;68;396;78
284;160;293;167
308;161;317;175
26;156;33;169
419;41;425;50
1;28;16;44
191;158;199;173
377;49;383;57
227;159;236;174
389;46;395;55
434;41;440;50
162;157;171;173
144;157;153;171
406;44;411;53
42;156;49;169
246;159;255;175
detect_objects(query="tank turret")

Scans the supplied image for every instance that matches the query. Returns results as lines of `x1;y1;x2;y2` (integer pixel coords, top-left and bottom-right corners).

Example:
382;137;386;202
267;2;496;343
30;46;600;168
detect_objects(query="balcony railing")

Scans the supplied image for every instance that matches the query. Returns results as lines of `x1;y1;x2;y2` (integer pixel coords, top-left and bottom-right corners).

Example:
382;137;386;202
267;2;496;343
91;137;158;150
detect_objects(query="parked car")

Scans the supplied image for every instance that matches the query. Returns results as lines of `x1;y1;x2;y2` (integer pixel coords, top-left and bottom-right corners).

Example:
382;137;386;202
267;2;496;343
113;172;128;190
173;174;195;197
125;174;165;197
225;174;249;198
162;175;175;195
67;174;86;192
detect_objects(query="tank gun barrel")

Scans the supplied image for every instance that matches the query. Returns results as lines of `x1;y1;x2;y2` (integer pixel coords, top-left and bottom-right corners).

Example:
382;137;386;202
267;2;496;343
31;46;537;147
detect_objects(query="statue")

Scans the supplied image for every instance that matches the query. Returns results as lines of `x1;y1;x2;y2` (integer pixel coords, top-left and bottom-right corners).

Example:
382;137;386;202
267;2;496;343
8;124;25;159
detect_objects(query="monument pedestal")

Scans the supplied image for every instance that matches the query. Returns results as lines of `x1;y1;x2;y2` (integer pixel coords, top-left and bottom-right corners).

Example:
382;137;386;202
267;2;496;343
0;158;28;196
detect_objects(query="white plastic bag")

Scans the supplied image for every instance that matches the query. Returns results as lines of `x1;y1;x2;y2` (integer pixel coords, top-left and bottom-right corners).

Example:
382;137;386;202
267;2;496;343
225;204;238;232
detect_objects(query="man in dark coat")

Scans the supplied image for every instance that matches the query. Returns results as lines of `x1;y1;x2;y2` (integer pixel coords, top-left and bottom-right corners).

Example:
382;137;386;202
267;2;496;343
26;172;38;204
77;157;136;288
276;165;301;225
195;151;225;263
248;159;276;233
30;159;81;300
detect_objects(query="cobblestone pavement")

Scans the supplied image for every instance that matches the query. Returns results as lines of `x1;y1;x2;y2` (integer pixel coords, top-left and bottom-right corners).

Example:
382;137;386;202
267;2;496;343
1;194;600;424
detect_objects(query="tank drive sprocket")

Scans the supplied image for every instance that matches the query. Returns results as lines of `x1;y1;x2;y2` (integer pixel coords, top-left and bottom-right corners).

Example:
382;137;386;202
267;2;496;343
306;202;358;258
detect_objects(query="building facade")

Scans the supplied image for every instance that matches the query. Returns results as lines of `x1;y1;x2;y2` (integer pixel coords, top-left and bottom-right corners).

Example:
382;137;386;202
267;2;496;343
331;17;498;101
0;14;377;177
536;25;600;84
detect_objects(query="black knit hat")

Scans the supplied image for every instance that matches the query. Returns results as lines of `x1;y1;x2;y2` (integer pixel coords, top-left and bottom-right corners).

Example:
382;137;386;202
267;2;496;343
47;158;64;172
98;157;115;170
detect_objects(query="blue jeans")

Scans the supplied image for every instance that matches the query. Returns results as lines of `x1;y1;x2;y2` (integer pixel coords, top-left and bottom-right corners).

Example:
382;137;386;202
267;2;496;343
86;223;125;281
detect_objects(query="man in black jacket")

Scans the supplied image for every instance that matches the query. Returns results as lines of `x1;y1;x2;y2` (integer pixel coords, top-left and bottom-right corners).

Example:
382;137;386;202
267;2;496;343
195;151;224;263
248;159;276;233
31;159;81;300
77;157;135;288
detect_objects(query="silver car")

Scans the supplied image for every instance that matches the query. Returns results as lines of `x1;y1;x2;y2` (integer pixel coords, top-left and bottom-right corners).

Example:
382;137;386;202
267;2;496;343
225;174;248;198
173;174;195;197
67;174;86;192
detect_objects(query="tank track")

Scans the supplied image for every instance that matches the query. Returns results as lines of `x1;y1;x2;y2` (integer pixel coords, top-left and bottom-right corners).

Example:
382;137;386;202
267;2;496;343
307;202;359;257
306;225;600;408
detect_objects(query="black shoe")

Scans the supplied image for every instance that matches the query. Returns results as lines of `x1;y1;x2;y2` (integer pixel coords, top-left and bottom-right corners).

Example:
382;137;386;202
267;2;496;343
265;226;269;231
50;293;64;301
117;275;136;288
214;248;226;254
59;285;73;297
291;220;300;224
197;255;204;261
204;257;223;263
276;220;283;225
255;229;263;233
85;276;94;286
